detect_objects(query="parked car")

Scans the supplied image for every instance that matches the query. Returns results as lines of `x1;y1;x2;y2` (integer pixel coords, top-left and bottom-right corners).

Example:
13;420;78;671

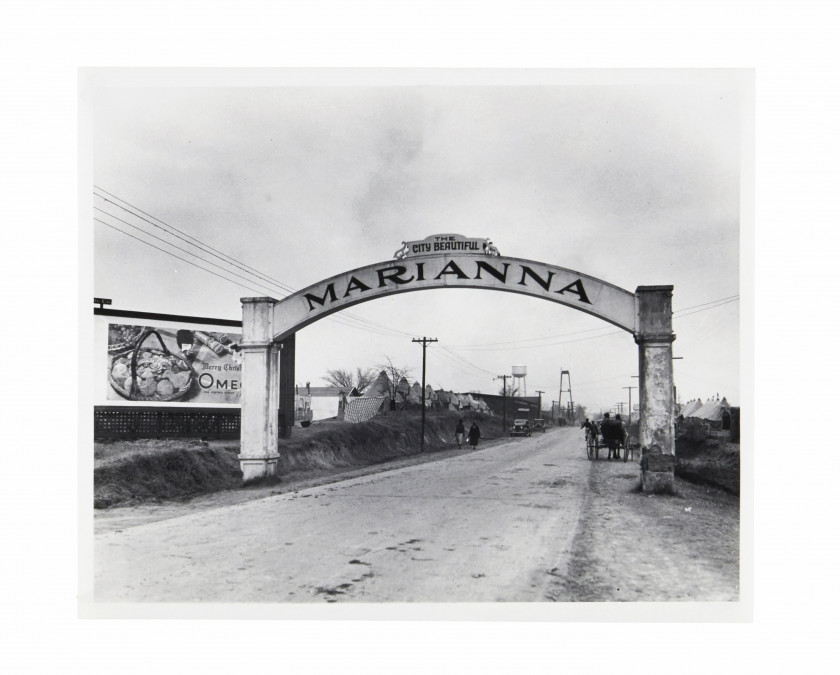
532;418;545;433
509;419;532;437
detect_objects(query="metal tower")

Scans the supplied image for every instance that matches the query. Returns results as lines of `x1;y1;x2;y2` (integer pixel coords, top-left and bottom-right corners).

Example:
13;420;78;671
558;369;574;425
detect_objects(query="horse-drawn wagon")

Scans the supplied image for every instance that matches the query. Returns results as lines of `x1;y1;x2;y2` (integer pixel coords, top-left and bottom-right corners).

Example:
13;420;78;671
586;418;630;462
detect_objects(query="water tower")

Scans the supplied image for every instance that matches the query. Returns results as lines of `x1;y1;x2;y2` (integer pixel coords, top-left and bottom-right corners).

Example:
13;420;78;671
511;365;527;396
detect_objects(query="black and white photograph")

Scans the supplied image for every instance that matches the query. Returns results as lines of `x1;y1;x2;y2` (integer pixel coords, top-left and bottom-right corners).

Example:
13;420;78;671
82;69;748;617
8;1;840;671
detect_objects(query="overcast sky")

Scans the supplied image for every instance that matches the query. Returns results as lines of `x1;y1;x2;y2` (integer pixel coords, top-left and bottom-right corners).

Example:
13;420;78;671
87;70;745;413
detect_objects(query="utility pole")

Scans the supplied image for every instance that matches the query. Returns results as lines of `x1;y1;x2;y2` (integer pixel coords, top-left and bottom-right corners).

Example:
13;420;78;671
496;375;510;432
412;337;438;451
535;390;544;420
623;386;637;424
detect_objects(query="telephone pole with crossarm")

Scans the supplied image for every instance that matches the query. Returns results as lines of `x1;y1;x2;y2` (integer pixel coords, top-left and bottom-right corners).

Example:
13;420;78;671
412;337;438;451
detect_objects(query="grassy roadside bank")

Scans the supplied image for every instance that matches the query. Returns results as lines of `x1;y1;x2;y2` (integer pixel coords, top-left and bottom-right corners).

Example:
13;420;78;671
94;409;503;509
94;412;740;509
675;435;740;495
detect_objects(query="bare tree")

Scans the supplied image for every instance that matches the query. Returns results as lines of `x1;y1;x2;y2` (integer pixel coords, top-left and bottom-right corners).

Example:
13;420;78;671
323;367;376;392
376;356;413;399
499;383;520;397
355;367;378;392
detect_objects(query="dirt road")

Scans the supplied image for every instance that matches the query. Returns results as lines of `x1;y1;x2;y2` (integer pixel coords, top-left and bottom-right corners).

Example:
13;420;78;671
93;428;739;603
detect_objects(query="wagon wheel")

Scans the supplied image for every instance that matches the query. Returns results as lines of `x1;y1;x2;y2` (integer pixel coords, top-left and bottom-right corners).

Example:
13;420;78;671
622;437;629;462
586;434;596;461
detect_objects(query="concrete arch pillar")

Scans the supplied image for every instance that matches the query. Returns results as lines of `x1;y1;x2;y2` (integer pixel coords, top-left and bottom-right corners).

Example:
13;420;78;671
238;297;281;482
635;285;676;493
637;336;675;453
236;274;676;490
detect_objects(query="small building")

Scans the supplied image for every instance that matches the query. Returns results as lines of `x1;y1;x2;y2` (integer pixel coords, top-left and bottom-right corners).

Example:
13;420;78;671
305;386;348;421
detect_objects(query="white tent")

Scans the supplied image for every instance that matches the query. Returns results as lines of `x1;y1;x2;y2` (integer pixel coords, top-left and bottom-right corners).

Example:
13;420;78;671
363;370;393;399
681;399;703;418
688;397;731;423
407;382;423;405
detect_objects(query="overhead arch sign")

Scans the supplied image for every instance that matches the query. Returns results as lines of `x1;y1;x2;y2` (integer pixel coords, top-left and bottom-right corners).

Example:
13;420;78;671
272;255;636;340
239;235;675;493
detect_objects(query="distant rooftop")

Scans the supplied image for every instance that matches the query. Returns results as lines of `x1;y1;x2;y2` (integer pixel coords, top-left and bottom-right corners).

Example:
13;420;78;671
298;386;348;397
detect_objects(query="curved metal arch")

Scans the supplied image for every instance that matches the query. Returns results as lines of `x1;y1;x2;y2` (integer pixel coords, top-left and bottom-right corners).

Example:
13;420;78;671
268;254;637;341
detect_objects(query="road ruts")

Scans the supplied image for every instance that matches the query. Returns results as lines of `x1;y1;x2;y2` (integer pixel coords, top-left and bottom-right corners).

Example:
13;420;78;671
94;426;739;603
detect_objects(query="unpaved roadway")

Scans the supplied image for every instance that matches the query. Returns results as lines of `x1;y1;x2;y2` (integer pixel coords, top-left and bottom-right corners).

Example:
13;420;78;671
94;427;739;602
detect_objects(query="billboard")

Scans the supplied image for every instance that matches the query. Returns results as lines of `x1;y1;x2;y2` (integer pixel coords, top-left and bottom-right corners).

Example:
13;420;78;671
106;323;242;404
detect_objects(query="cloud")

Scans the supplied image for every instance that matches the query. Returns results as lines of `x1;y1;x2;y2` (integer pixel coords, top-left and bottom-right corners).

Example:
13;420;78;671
353;121;425;239
91;78;744;405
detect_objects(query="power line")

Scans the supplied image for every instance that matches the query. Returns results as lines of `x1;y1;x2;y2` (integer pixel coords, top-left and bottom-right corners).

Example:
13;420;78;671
95;207;290;299
95;219;281;300
674;295;740;315
678;302;738;348
453;326;605;350
451;328;624;351
95;217;412;339
95;213;370;335
428;347;495;386
449;294;741;350
94;186;412;336
674;296;739;318
573;374;632;388
438;345;497;377
94;187;299;294
445;294;740;352
95;188;738;346
429;348;488;380
94;188;418;339
405;293;739;358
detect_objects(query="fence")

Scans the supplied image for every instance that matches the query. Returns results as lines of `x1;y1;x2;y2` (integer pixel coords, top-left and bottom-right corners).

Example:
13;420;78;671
94;406;241;440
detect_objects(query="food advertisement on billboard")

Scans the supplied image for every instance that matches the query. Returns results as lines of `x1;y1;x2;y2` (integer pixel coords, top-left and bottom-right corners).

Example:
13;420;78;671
106;323;242;404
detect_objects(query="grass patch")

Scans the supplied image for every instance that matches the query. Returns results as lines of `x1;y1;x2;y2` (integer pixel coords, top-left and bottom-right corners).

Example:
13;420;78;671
94;446;243;508
675;436;740;495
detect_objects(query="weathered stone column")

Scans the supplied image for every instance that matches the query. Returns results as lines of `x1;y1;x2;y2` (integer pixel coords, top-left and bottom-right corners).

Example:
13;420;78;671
238;297;280;482
635;285;676;494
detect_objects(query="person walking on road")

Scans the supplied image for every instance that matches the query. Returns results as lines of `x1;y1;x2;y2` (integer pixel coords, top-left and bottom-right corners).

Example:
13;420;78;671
581;417;598;443
468;421;481;449
455;419;466;449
